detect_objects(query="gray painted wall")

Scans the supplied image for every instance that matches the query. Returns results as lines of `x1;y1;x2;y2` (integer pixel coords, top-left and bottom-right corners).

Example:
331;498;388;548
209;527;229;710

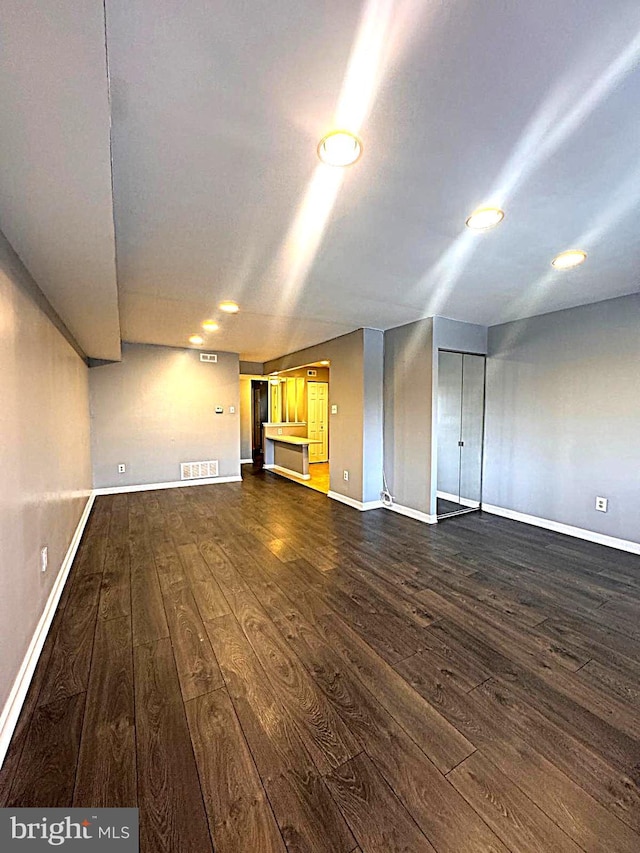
90;343;241;488
485;294;640;543
264;328;383;503
383;318;434;516
0;231;92;712
433;316;488;354
362;329;384;504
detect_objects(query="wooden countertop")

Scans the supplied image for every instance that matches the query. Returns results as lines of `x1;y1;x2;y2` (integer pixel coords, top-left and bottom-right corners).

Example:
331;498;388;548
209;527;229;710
266;435;322;446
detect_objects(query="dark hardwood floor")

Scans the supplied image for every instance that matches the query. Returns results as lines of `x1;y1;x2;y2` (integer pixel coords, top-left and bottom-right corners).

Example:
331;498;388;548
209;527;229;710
1;466;639;852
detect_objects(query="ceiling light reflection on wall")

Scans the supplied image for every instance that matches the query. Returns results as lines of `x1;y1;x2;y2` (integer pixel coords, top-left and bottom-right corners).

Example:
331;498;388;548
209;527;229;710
189;335;204;346
551;249;587;269
202;320;219;331
317;130;363;166
465;207;505;230
219;301;239;313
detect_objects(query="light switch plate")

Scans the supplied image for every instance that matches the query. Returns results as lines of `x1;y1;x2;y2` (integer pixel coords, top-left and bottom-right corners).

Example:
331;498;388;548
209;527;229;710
331;404;338;414
229;406;235;414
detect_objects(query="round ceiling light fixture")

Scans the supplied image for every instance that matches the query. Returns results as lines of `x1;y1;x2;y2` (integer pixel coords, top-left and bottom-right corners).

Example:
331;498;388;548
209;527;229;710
465;207;505;231
189;334;204;346
219;301;239;314
202;319;219;332
551;249;587;270
319;360;330;365
317;130;363;166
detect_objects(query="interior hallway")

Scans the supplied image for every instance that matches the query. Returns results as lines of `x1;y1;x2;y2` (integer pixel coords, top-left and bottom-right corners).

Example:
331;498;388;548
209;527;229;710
0;473;639;852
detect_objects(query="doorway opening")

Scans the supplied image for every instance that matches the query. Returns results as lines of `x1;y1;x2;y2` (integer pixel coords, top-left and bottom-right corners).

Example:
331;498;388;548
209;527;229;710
264;362;331;494
436;350;486;520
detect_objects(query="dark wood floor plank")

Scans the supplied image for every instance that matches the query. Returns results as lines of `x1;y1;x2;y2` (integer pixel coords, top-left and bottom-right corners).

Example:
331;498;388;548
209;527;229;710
2;472;638;853
428;618;640;777
317;610;475;774
99;538;131;621
325;753;437;852
130;537;169;647
448;750;584;853
7;694;85;807
206;614;356;853
37;573;102;706
160;580;224;701
204;541;362;774
74;616;136;807
245;577;509;852
134;638;213;853
186;688;286;853
177;542;231;621
474;678;640;834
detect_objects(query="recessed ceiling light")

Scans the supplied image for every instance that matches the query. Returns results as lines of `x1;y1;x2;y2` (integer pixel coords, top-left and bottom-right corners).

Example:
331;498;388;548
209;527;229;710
551;249;587;269
317;130;363;166
219;301;239;314
202;320;219;332
465;207;505;230
189;334;204;346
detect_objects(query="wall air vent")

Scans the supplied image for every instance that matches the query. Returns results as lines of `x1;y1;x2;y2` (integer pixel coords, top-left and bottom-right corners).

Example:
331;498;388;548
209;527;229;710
180;460;219;480
200;353;218;363
307;369;317;377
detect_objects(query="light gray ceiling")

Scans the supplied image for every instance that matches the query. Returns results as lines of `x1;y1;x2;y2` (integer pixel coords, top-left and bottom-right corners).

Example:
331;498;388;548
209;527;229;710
0;1;121;360
3;1;640;361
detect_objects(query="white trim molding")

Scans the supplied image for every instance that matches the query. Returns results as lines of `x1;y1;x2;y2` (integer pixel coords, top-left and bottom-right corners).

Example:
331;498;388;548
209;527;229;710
327;491;384;511
386;502;438;524
0;492;95;769
437;490;480;509
265;464;311;481
482;504;640;555
240;458;253;464
94;475;242;495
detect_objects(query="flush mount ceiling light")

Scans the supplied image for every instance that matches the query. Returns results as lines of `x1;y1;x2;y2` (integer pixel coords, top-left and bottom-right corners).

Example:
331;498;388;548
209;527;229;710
219;300;239;314
465;207;505;230
551;249;587;269
317;130;363;166
202;320;219;332
189;334;204;346
319;360;330;365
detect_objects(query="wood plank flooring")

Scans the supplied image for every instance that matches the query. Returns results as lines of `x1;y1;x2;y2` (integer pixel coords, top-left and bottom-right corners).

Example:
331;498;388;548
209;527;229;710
1;466;639;853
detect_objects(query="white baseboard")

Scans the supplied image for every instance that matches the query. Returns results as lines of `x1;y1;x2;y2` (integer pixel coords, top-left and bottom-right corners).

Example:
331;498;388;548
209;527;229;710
437;490;480;509
264;464;311;481
327;491;384;511
240;458;253;464
385;502;438;524
93;475;242;495
482;503;640;555
0;492;95;769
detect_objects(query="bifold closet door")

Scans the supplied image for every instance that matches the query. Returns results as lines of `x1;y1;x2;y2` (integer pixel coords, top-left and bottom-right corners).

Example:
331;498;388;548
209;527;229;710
437;351;463;504
459;354;485;507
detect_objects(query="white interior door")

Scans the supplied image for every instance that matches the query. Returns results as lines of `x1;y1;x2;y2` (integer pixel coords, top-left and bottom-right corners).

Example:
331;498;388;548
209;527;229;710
307;382;328;462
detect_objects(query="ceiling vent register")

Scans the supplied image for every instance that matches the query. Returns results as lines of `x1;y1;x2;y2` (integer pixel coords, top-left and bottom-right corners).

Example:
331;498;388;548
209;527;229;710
180;460;219;480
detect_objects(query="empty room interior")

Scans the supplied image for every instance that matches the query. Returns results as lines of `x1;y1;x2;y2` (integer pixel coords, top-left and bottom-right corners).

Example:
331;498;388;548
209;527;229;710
2;2;640;851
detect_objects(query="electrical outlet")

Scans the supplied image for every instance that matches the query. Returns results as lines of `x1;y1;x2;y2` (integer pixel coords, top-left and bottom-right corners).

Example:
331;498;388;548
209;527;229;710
118;463;126;474
595;496;608;512
40;546;48;573
278;428;283;435
331;405;338;414
343;470;349;481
